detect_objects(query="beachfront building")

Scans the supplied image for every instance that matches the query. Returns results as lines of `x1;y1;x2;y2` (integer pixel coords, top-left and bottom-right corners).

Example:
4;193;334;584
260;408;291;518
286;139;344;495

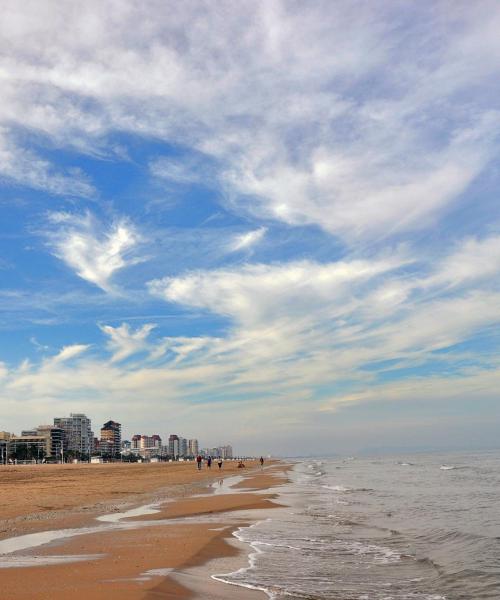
131;434;141;450
100;420;122;456
179;437;188;458
168;434;180;458
129;433;162;459
9;434;48;462
34;425;64;459
188;439;199;457
54;413;93;459
219;444;233;459
202;444;233;459
24;426;65;459
21;426;64;453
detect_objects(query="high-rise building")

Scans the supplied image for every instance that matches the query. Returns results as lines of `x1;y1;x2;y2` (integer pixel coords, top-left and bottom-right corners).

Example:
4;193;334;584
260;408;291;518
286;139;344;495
168;434;179;458
188;439;199;456
100;420;121;456
179;437;188;457
54;413;93;457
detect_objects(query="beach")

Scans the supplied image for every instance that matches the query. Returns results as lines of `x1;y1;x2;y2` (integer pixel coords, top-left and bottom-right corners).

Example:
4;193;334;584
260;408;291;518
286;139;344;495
0;460;288;599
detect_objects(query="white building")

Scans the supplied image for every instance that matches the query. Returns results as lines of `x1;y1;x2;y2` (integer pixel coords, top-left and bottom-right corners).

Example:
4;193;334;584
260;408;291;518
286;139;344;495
53;413;93;457
188;439;199;456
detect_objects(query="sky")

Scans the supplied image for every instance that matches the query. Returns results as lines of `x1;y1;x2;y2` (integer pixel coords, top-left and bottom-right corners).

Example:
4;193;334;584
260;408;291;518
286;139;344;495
1;1;500;456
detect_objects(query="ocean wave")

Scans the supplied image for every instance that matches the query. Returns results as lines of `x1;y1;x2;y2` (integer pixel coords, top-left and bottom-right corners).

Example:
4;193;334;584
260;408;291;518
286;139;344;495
322;484;374;493
339;540;402;564
323;484;351;492
253;540;301;551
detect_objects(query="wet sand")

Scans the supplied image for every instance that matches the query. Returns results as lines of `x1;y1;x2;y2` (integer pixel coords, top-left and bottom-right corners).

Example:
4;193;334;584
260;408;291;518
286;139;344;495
0;461;289;599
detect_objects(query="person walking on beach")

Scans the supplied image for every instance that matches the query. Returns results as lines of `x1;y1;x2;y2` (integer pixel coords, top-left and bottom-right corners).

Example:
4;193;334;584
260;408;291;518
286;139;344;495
207;456;212;469
260;456;264;468
196;454;202;470
217;458;223;470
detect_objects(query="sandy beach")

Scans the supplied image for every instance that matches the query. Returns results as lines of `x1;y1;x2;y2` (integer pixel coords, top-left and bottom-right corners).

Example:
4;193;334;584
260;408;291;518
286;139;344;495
0;460;289;599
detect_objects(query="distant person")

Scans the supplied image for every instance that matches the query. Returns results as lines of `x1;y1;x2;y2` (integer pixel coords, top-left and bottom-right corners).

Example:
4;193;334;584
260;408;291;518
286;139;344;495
260;456;264;468
196;455;202;470
237;460;245;468
207;456;212;469
217;458;223;470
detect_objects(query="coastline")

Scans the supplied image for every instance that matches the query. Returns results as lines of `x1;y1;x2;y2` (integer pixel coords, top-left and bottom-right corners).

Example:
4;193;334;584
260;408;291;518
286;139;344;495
0;460;290;599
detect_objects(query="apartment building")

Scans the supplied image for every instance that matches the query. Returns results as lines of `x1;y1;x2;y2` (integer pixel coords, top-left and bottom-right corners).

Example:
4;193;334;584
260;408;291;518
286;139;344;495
168;434;180;458
188;438;199;457
100;420;122;456
54;413;93;457
129;433;162;458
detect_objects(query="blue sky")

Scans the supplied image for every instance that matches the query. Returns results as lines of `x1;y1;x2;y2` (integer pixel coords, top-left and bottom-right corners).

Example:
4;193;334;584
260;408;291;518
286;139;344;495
1;1;500;455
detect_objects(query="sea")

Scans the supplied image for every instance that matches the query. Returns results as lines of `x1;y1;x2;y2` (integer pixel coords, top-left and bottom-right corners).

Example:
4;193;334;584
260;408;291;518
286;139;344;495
213;450;500;599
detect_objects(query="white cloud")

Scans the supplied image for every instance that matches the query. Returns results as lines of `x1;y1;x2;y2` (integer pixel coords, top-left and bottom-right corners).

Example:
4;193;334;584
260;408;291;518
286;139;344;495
100;322;156;363
49;344;90;364
228;227;267;253
425;235;500;289
0;3;499;238
3;234;500;449
148;255;408;326
0;127;94;197
48;212;142;292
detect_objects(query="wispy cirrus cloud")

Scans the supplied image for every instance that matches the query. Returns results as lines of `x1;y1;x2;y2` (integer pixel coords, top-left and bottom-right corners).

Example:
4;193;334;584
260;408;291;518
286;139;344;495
2;236;500;450
146;235;500;403
228;227;267;253
148;254;409;326
149;155;215;186
100;322;156;363
0;127;95;198
1;3;499;239
47;212;143;292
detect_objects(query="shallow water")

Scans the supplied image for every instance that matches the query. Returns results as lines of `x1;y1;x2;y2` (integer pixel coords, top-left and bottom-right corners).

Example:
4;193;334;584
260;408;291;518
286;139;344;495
215;450;500;599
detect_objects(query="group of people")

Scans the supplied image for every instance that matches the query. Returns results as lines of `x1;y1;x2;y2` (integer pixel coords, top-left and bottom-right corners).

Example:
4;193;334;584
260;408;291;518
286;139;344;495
195;455;265;470
196;454;223;470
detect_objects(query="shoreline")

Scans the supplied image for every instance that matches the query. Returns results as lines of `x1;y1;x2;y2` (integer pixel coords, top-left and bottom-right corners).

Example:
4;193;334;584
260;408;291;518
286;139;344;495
0;461;290;599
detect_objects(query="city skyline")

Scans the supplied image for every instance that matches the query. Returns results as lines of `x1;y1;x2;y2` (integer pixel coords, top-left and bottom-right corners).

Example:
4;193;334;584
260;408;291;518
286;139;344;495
1;410;233;462
1;2;500;455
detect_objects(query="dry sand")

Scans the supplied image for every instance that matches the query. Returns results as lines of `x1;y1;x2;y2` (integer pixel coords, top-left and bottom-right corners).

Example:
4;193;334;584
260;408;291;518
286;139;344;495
0;461;289;599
